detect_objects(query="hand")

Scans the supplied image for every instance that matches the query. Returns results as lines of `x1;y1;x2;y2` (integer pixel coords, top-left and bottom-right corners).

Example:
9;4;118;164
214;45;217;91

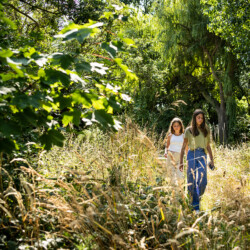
179;163;183;172
164;153;168;158
208;160;215;170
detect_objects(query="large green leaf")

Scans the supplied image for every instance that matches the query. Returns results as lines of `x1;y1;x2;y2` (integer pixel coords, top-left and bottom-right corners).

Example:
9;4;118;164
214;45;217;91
101;42;117;58
0;49;13;58
0;138;16;153
62;109;81;127
15;108;38;127
0;120;21;136
10;57;29;66
51;53;74;69
55;95;73;110
92;109;115;127
12;92;41;109
44;69;71;87
118;34;135;46
75;62;92;72
55;28;93;43
57;21;103;38
112;40;126;52
71;90;95;108
108;96;121;111
0;72;17;81
58;21;103;33
30;52;48;66
54;29;78;41
77;28;93;43
115;58;138;80
6;58;24;77
100;12;113;20
92;98;107;110
40;129;65;150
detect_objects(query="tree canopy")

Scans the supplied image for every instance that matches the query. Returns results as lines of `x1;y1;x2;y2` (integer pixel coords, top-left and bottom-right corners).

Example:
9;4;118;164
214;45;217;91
202;0;250;65
0;0;249;152
0;1;138;153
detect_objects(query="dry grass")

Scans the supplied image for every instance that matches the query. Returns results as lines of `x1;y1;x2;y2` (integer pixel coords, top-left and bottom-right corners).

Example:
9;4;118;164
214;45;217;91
203;144;249;211
0;120;249;249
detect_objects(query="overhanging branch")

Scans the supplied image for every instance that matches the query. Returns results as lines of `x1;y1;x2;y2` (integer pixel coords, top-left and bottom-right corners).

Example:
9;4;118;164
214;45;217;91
5;3;39;28
172;22;191;31
19;0;61;15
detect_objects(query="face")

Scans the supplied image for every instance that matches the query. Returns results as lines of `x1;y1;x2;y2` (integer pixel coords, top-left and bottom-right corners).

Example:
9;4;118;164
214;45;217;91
172;122;181;133
195;113;204;126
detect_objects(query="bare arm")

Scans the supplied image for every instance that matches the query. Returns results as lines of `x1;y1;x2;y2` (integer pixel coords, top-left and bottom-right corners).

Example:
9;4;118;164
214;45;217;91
164;134;171;158
179;138;188;172
185;143;188;156
207;143;214;166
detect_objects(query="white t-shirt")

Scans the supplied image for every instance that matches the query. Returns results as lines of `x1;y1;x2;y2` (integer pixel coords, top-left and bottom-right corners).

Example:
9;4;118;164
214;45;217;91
168;134;184;153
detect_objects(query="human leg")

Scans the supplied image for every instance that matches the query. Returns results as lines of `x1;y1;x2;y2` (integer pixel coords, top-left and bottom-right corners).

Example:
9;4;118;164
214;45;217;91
163;157;170;182
196;152;207;197
187;150;198;210
166;151;177;185
187;149;207;211
172;152;184;186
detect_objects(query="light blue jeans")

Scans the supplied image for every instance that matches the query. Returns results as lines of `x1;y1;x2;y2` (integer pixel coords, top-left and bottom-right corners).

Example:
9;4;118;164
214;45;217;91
187;148;207;211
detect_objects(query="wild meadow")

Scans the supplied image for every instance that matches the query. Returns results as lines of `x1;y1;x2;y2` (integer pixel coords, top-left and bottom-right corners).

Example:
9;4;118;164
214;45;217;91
0;120;249;249
1;0;249;249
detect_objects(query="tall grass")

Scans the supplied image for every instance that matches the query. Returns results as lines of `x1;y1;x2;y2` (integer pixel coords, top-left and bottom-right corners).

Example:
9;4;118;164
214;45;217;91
0;120;249;249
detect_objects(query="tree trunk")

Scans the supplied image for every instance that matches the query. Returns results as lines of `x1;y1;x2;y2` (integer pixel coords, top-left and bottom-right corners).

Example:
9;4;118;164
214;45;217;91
203;47;228;144
224;53;237;142
216;105;227;144
200;89;227;144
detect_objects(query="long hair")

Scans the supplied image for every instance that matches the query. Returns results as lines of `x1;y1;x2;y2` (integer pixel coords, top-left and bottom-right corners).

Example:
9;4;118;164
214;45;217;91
189;109;208;137
163;117;185;144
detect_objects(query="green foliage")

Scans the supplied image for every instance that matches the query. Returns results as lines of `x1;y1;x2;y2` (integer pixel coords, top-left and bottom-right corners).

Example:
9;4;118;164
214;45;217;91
0;1;249;247
120;0;154;13
234;97;250;142
64;0;107;24
114;11;175;132
155;0;246;143
201;0;250;65
0;0;248;146
0;2;138;153
201;0;249;141
1;0;61;50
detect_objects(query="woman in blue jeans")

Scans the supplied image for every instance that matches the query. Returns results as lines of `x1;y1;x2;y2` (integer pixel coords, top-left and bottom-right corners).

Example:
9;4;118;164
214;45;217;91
179;109;214;212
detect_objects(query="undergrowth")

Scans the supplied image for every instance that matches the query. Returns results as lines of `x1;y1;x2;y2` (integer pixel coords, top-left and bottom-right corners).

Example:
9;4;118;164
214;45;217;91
0;120;249;249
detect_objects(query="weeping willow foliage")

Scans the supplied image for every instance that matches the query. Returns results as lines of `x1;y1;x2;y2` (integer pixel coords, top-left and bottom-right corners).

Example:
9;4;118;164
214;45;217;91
156;0;209;65
155;0;238;143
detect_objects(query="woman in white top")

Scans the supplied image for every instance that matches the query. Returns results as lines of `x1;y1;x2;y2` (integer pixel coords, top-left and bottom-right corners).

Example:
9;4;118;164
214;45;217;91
164;118;188;186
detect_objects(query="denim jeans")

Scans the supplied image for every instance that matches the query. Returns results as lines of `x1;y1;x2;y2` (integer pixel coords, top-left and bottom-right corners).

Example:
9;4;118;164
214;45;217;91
187;148;207;211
